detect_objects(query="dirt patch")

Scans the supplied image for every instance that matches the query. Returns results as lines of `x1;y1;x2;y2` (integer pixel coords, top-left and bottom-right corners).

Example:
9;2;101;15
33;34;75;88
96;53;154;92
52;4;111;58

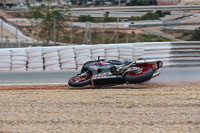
0;83;200;132
0;85;69;91
179;0;200;5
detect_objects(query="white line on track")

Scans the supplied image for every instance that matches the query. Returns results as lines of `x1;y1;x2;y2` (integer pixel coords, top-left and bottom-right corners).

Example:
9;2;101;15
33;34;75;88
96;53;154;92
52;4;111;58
0;83;68;86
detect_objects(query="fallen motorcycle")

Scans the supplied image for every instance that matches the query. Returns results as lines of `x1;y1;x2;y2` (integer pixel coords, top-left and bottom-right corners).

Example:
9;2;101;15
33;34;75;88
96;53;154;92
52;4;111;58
68;57;163;87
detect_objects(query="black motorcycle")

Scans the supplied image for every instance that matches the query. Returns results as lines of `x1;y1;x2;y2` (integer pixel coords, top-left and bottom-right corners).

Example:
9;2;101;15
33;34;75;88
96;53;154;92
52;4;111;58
68;57;163;87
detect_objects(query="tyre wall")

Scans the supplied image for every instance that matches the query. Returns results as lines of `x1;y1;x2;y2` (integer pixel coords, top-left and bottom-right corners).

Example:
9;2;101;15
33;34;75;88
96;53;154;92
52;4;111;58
0;41;199;71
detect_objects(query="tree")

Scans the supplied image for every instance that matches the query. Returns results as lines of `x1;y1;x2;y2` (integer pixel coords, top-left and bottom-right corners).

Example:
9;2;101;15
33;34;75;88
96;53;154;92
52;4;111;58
29;0;68;44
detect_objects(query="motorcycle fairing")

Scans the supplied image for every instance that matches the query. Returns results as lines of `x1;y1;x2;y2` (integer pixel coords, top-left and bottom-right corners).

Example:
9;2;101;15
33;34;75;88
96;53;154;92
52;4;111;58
91;72;124;86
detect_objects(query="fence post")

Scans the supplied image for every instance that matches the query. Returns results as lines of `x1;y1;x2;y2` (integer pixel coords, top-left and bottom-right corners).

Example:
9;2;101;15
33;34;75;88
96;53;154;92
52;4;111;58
1;20;3;45
84;22;88;44
126;32;129;43
89;22;91;44
16;20;19;48
70;18;73;44
53;18;56;45
102;21;105;44
31;20;34;45
36;20;39;44
116;0;121;43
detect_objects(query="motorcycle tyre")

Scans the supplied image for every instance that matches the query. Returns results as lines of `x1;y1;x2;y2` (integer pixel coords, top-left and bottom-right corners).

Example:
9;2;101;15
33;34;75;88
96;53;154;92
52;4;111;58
68;77;91;87
125;68;154;84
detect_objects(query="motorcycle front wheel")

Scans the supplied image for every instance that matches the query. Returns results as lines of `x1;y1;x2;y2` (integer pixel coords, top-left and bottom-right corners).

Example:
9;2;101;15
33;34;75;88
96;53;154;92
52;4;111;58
124;67;154;84
68;74;91;87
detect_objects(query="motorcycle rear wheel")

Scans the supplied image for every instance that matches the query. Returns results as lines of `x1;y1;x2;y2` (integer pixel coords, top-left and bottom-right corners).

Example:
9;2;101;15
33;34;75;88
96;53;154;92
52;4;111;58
125;67;154;84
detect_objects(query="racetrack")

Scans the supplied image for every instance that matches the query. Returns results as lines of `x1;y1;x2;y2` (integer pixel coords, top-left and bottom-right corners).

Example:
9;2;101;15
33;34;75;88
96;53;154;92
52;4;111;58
0;67;200;85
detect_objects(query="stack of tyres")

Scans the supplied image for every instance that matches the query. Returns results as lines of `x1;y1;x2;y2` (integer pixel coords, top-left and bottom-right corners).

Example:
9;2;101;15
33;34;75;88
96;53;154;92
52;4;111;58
26;47;44;71
11;49;27;71
0;50;11;71
43;48;61;71
58;46;77;71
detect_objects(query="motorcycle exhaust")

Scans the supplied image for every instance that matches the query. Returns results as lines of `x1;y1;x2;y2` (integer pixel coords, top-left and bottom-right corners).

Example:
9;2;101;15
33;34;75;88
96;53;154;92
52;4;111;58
152;71;160;78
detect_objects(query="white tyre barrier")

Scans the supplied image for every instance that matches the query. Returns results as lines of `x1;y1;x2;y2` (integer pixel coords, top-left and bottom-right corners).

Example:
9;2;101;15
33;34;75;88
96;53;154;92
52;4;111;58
45;60;60;66
28;67;44;71
75;49;91;55
105;52;119;57
11;49;27;71
60;57;75;63
0;56;11;59
92;52;105;58
59;46;74;51
0;50;11;56
118;44;134;61
43;52;59;59
74;45;90;51
28;52;43;57
0;63;11;68
45;56;59;62
43;48;60;71
0;59;11;63
104;44;119;61
61;63;77;69
12;50;26;56
45;66;60;71
119;55;133;61
91;48;105;53
26;48;42;53
12;61;27;65
105;57;119;61
28;58;43;64
26;47;44;71
59;51;76;58
0;68;11;71
58;46;77;71
0;50;11;71
76;56;91;61
43;48;58;54
0;41;199;71
74;45;92;70
12;56;27;61
28;63;43;68
11;66;27;71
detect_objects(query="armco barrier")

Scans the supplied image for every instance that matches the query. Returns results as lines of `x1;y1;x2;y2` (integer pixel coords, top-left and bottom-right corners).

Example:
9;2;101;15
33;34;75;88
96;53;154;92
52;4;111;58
142;41;200;67
0;41;199;71
169;41;200;66
141;42;171;66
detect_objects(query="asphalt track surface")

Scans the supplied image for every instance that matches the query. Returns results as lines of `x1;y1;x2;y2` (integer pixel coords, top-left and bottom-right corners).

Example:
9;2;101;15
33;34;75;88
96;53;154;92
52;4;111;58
0;67;199;86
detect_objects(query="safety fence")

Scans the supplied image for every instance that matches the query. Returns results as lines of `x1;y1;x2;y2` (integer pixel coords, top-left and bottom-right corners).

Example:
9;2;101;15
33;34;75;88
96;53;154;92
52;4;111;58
0;41;199;71
0;19;33;43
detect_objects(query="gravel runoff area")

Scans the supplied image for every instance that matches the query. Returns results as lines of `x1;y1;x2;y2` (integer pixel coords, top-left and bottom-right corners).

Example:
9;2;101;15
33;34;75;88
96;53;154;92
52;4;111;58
0;83;199;133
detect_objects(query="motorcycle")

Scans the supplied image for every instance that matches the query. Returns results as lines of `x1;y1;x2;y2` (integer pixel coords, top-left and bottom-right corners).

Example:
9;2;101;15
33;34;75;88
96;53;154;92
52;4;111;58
68;57;163;87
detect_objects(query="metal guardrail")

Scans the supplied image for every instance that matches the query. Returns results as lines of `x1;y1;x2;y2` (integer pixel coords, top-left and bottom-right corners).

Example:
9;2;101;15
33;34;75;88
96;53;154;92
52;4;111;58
129;22;200;28
161;27;194;33
142;41;200;67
